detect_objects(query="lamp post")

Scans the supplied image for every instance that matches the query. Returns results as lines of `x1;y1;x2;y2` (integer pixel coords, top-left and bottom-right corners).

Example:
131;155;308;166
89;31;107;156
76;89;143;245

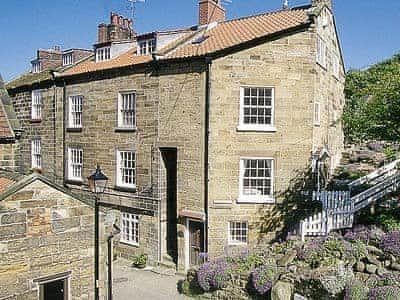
88;165;108;300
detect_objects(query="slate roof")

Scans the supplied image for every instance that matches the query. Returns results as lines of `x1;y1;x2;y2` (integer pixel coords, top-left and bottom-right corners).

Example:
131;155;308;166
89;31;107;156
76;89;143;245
0;74;22;140
61;6;312;77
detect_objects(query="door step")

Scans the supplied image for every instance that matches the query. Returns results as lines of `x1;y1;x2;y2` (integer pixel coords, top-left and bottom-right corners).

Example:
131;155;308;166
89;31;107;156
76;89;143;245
151;254;176;276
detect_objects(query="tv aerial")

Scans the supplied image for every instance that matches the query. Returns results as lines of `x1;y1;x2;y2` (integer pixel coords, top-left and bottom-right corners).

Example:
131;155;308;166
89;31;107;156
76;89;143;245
126;0;145;31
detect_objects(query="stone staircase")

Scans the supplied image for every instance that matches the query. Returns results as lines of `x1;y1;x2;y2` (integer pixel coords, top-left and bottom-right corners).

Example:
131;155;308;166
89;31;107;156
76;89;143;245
151;254;177;276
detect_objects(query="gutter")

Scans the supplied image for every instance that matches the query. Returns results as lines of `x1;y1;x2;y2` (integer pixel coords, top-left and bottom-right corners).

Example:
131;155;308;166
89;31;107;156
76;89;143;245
204;57;212;254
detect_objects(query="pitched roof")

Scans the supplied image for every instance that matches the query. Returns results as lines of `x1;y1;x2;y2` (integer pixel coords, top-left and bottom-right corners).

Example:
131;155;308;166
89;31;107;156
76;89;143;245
61;6;311;77
0;74;22;140
62;51;152;77
163;7;311;59
6;70;54;90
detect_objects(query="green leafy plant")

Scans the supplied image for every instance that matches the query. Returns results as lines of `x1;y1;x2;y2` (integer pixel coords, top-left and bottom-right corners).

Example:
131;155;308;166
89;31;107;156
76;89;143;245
377;214;400;232
132;253;148;266
383;146;398;162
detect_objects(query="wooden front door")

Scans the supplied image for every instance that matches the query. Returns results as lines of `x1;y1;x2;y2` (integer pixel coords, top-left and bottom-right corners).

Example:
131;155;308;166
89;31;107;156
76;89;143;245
189;220;204;266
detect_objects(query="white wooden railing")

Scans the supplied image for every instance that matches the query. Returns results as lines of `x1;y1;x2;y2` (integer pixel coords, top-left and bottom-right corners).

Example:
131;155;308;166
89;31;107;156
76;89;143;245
300;159;400;241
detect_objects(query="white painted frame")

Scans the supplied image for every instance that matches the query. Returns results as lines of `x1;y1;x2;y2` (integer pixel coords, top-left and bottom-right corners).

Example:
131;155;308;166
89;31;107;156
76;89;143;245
314;102;321;126
117;91;136;129
116;150;136;189
68;95;83;128
67;147;83;182
31;138;42;169
120;212;140;246
316;35;327;68
238;157;275;203
237;86;276;132
31;89;43;120
228;220;249;246
36;274;71;300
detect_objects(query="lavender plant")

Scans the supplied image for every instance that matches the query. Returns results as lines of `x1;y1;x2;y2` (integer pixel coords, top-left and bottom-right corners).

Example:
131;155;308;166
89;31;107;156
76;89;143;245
380;231;400;257
251;265;277;295
344;225;383;245
197;259;230;292
368;286;400;300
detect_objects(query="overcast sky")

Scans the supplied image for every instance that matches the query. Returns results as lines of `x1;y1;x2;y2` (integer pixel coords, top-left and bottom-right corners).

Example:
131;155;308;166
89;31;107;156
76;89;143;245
0;0;399;81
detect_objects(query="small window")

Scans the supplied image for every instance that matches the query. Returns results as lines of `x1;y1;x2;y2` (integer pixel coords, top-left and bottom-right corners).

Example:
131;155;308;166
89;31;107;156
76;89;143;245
32;61;41;73
139;41;147;55
31;90;43;120
63;53;73;66
96;46;111;62
314;102;321;125
229;221;248;245
239;158;274;203
332;55;340;79
120;212;139;246
117;92;136;129
116;150;136;188
316;36;327;68
67;147;83;181
148;39;156;54
68;95;83;128
31;139;42;169
238;87;275;131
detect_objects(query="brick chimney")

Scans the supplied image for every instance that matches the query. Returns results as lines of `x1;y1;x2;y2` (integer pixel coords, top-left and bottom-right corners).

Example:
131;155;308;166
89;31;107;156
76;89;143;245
199;0;226;26
312;0;332;9
97;12;135;44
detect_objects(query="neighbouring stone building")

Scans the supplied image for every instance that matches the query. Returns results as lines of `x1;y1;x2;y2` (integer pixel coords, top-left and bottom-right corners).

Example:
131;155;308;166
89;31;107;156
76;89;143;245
0;171;111;300
6;0;345;272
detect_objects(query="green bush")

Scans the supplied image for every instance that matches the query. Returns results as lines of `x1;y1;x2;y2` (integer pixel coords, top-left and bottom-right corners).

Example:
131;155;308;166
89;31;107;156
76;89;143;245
344;280;369;300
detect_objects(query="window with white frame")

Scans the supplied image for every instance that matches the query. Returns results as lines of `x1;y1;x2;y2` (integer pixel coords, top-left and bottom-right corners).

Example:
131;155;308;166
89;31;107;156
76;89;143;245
229;221;248;245
148;39;156;54
32;61;41;73
332;55;340;79
96;46;111;62
67;147;83;181
138;41;147;55
239;158;274;203
117;92;136;128
116;150;136;188
238;87;275;131
120;212;139;245
63;52;73;66
316;36;327;67
68;95;83;128
138;39;156;55
31;90;42;120
314;102;321;125
31;139;42;169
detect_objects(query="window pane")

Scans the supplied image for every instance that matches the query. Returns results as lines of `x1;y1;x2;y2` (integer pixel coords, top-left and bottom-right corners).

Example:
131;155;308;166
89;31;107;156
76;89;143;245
241;87;273;126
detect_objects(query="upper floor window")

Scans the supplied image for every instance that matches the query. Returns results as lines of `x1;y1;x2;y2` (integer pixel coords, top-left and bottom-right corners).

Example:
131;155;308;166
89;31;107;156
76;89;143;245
63;53;73;66
314;102;321;126
68;95;83;128
31;138;42;169
67;147;83;181
238;87;275;132
96;46;111;62
117;92;136;129
120;212;139;246
316;36;327;68
229;221;248;245
116;150;136;189
32;61;41;73
31;90;42;120
138;39;156;55
332;55;340;79
239;158;274;203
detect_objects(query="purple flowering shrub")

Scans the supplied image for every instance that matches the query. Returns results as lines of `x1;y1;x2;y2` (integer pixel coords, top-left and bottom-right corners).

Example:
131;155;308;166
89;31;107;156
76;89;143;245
380;231;400;257
197;259;230;292
344;280;368;300
368;286;400;300
344;225;383;245
251;265;277;295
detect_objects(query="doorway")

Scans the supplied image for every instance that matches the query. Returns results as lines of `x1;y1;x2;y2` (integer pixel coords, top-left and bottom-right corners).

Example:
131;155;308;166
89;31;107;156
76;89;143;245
160;148;178;264
188;220;204;267
40;278;67;300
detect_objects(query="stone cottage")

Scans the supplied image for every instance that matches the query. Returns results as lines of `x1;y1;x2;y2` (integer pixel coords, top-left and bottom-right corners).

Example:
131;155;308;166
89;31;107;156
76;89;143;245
6;0;345;272
0;171;110;300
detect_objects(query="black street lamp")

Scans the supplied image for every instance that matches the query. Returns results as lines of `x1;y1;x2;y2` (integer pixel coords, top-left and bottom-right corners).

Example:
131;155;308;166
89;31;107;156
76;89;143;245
88;165;108;300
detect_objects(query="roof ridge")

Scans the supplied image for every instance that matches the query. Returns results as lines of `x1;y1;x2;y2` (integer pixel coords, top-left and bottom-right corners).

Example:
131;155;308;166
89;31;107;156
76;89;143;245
219;4;311;25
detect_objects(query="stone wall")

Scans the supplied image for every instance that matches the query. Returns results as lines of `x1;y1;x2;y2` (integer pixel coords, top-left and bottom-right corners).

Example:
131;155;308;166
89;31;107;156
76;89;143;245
0;179;109;300
0;142;20;171
207;29;317;257
312;6;345;170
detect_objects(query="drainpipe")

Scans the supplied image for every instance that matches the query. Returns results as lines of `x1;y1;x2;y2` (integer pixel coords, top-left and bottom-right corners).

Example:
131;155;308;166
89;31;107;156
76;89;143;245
50;71;57;182
107;224;121;300
204;57;212;254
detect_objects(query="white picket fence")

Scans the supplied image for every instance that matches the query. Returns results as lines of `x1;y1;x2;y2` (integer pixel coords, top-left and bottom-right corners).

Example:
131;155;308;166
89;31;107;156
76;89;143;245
300;159;400;241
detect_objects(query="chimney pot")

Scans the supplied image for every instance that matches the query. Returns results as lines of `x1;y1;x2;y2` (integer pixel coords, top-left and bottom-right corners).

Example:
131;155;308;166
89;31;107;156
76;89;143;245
111;12;119;25
311;0;332;9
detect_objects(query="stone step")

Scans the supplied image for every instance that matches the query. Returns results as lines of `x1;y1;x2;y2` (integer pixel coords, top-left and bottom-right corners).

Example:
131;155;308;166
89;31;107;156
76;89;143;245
151;265;176;276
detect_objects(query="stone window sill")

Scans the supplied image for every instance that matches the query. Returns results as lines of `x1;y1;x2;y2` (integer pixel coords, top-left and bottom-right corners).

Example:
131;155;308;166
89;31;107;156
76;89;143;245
65;179;83;186
236;125;277;133
237;197;275;204
114;185;137;193
30;119;42;124
115;127;137;133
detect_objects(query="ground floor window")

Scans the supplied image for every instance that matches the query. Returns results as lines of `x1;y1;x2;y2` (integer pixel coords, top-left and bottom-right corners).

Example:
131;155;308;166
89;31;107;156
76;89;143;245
120;212;139;246
228;221;248;245
35;273;71;300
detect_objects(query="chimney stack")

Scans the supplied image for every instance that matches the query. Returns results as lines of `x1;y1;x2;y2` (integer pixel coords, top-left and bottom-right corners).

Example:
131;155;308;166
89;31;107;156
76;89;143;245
97;12;135;44
311;0;332;9
199;0;226;26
